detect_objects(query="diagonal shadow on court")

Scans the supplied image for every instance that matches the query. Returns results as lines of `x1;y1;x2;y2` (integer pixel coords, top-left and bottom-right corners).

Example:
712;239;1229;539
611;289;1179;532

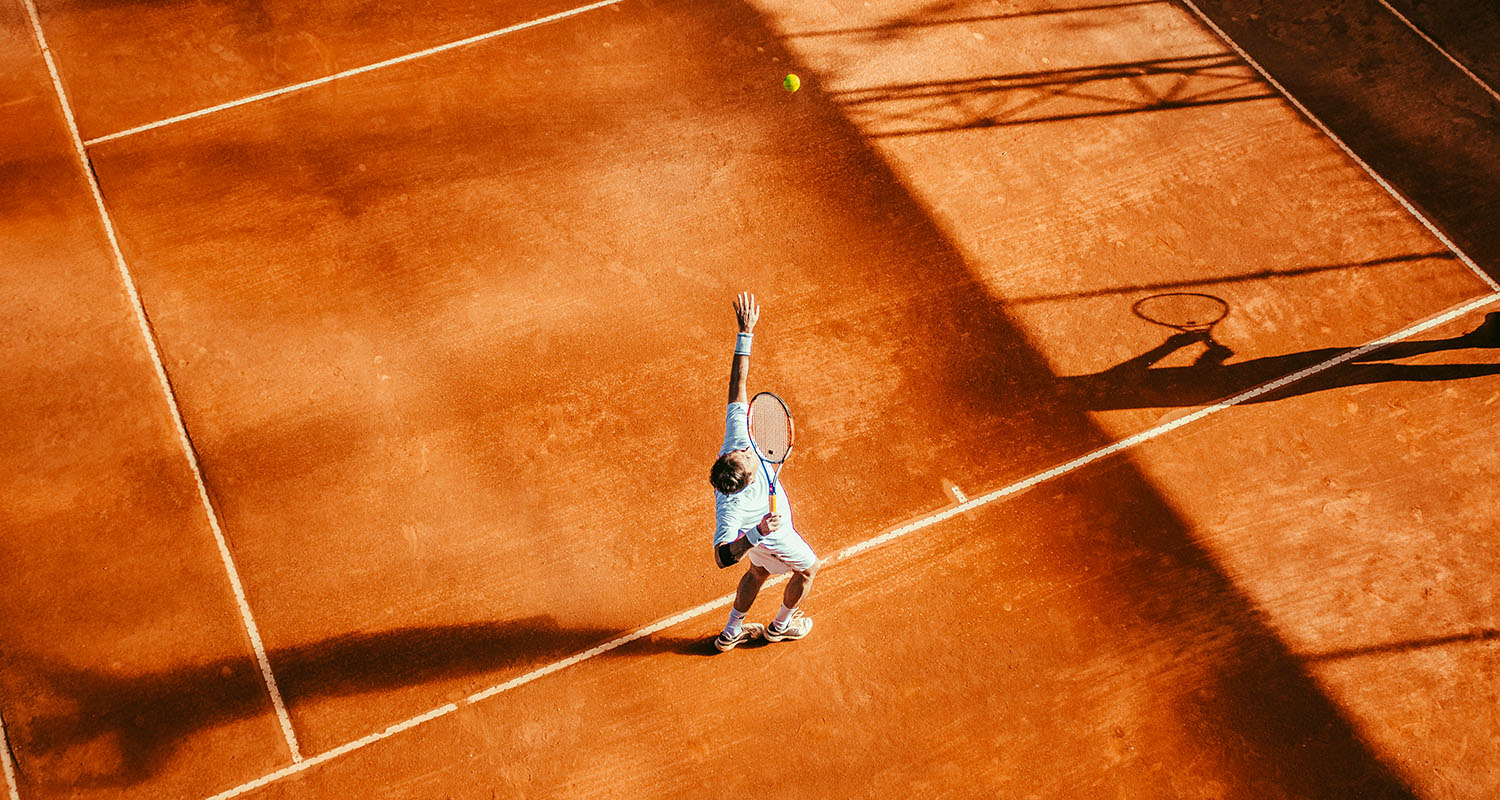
7;619;712;789
1184;0;1500;281
25;0;1476;795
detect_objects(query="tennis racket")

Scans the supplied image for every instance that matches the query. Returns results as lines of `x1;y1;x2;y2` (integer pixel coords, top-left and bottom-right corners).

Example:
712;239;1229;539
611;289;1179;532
748;391;794;514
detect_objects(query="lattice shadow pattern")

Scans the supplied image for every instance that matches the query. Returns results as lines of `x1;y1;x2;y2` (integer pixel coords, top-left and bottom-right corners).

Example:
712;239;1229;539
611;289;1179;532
830;53;1275;137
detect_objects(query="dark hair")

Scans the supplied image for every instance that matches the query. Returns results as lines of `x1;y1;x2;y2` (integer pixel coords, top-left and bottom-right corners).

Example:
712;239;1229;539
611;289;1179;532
710;452;752;494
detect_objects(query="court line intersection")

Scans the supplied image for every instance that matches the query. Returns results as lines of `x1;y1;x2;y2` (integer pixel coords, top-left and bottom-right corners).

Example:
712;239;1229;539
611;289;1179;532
20;0;304;764
11;0;1498;796
205;288;1500;800
81;0;629;146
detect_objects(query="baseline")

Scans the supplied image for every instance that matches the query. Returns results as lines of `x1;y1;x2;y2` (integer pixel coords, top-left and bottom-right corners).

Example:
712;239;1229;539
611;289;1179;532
204;290;1500;800
82;0;628;146
19;0;302;763
1177;0;1500;293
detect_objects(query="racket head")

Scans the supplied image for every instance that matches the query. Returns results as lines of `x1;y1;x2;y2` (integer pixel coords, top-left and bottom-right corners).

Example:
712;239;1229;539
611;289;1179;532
1131;292;1229;332
748;391;793;464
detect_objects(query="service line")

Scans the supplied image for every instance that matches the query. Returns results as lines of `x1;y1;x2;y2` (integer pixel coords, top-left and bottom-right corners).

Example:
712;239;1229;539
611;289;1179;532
83;0;627;146
205;290;1500;800
1177;0;1500;293
19;0;302;764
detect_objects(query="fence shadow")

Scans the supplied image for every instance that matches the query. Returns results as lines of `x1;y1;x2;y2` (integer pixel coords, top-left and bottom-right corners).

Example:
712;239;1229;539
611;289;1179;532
829;53;1275;137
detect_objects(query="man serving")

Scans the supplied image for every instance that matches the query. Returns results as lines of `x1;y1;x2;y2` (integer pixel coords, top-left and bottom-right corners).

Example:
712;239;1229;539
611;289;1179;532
708;292;820;652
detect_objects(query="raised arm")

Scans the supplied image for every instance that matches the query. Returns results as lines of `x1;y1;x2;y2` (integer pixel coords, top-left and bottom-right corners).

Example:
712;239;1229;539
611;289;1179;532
728;292;759;404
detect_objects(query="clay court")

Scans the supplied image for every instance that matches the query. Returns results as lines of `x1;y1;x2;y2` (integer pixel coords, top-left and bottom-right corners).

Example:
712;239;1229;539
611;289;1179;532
3;0;1499;797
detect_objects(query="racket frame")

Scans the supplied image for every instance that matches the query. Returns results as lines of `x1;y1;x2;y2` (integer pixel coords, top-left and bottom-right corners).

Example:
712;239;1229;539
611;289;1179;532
1131;292;1229;333
747;391;794;515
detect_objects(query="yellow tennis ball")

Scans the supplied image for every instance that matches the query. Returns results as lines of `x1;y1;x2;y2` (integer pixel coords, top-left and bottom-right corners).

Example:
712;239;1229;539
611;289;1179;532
783;73;801;92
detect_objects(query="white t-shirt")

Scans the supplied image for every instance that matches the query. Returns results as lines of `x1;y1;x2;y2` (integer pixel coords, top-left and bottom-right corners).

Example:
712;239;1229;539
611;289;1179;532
713;401;791;546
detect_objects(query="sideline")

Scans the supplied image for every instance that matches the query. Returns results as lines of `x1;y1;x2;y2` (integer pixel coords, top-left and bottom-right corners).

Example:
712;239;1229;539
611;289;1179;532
20;0;303;764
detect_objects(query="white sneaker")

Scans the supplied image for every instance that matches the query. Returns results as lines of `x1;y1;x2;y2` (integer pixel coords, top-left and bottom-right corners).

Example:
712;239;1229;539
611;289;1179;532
714;622;766;652
763;610;812;642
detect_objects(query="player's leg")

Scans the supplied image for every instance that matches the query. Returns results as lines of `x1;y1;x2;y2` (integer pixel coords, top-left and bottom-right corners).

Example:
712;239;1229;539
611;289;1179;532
715;563;771;652
763;531;819;643
734;563;770;615
781;559;819;608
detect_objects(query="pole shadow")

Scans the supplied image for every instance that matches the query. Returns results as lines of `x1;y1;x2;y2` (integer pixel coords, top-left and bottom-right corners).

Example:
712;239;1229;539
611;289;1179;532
1003;251;1457;306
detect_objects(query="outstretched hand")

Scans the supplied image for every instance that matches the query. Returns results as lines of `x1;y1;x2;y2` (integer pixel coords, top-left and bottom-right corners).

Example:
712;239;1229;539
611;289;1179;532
735;292;759;333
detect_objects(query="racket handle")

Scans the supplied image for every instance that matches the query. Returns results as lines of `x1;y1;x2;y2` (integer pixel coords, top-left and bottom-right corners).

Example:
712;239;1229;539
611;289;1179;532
768;491;778;515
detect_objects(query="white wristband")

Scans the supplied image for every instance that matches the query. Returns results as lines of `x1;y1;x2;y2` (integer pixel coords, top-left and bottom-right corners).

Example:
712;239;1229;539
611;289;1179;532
735;333;753;356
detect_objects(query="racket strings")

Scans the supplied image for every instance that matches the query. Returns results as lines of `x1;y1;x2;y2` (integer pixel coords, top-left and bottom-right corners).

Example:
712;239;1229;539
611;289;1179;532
749;400;792;461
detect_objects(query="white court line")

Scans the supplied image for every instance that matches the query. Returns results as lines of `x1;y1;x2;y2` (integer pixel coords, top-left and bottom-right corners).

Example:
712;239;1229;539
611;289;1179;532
205;703;461;800
1374;0;1500;106
839;292;1500;560
1177;0;1500;294
205;290;1500;800
82;0;627;146
1;707;20;800
205;589;758;799
19;0;302;764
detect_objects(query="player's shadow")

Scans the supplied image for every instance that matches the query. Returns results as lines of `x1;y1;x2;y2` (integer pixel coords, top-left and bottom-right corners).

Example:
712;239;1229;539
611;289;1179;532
1062;308;1500;410
10;617;713;788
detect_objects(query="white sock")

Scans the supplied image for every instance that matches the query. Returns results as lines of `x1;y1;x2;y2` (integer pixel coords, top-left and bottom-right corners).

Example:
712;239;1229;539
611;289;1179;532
771;604;795;630
724;607;746;636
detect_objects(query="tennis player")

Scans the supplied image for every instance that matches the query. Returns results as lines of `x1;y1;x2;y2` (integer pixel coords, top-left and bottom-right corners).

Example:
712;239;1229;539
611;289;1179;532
709;292;820;652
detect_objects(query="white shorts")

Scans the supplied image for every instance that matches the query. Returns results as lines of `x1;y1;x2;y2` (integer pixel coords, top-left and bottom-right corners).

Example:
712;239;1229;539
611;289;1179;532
747;528;818;574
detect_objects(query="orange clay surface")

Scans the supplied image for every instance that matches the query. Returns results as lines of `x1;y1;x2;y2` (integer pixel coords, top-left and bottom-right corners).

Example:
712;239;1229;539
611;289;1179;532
2;0;1498;798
